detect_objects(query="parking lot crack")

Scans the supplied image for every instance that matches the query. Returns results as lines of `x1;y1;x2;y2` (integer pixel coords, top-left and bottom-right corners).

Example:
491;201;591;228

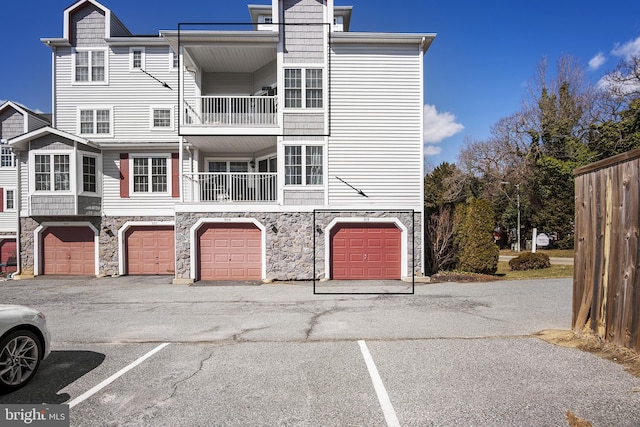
304;305;342;341
230;326;269;342
164;347;220;401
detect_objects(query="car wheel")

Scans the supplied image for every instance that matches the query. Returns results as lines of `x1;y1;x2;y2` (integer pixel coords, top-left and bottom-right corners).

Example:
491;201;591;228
0;330;42;393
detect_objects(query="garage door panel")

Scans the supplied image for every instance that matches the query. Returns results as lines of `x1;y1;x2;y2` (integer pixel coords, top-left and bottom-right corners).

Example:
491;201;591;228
126;226;175;275
43;227;95;275
331;224;401;280
198;224;261;281
0;240;16;274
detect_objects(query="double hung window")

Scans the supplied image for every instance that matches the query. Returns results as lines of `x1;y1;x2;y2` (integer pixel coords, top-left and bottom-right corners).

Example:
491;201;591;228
75;49;106;83
284;68;323;108
151;107;173;129
4;189;15;211
130;47;145;71
284;146;323;185
79;108;111;135
132;157;168;193
34;154;70;192
0;145;15;168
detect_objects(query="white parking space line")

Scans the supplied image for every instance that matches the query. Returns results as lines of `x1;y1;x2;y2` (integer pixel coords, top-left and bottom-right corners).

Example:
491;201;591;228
67;343;170;409
358;340;400;427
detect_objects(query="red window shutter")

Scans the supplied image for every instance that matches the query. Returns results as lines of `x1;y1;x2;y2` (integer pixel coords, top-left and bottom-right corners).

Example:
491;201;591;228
119;153;129;198
171;153;179;198
0;188;4;213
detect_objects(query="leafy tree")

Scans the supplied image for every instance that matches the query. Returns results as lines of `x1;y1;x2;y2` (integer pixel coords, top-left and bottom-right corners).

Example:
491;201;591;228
524;57;598;246
456;198;499;274
589;97;640;160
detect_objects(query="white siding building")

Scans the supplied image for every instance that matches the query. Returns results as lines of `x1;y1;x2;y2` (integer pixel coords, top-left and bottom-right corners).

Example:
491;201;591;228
0;101;50;273
9;0;435;283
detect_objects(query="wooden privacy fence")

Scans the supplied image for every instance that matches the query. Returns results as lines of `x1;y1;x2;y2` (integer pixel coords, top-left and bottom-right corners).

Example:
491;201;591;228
573;148;640;352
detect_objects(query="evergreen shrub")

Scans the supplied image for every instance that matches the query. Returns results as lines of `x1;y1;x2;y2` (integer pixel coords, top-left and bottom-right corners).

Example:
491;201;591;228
456;199;499;275
508;252;551;271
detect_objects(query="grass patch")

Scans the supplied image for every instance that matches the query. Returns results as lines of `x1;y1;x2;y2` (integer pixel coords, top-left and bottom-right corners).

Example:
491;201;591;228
431;262;573;282
496;261;573;279
500;248;574;258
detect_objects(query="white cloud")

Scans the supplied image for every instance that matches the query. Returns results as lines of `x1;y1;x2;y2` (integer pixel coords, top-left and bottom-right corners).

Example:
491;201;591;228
424;145;442;156
423;104;464;144
612;36;640;59
588;52;606;70
597;71;640;95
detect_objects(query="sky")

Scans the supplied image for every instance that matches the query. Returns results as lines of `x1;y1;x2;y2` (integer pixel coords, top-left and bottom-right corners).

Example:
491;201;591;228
1;0;640;169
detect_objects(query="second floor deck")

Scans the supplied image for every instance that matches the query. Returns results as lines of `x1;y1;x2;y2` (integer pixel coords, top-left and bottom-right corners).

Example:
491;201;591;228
183;95;277;130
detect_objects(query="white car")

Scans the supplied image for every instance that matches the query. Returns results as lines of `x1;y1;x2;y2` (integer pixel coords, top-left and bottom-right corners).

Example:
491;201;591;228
0;305;51;393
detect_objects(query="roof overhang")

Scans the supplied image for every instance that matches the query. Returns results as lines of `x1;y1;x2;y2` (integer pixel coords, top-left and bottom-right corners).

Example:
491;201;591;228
330;32;436;54
8;127;99;151
40;37;71;48
248;4;273;26
161;30;279;47
105;36;168;47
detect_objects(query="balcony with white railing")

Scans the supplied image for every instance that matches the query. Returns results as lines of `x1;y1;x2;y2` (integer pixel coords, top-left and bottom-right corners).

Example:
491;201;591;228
184;172;278;203
182;96;278;134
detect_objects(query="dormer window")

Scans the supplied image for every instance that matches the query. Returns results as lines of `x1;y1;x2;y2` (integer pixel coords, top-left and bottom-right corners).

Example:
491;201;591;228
257;14;275;30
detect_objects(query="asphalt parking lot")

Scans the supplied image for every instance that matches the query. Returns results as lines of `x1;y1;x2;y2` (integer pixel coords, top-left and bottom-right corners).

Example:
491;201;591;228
1;276;639;426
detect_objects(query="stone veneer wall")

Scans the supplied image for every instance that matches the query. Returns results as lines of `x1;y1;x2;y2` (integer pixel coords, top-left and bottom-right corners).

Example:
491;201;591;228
19;216;173;277
175;210;421;282
19;212;421;280
99;216;174;276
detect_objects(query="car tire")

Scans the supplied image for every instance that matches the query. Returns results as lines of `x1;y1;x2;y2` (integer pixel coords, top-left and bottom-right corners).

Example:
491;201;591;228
0;329;42;393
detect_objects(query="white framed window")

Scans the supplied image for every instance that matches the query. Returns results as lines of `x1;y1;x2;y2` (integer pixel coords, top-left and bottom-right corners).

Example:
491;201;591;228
284;69;302;108
284;145;323;185
78;107;113;136
130;47;145;71
131;155;169;194
257;15;275;30
284;68;323;109
305;69;323;108
82;155;97;193
150;106;174;130
0;142;15;168
73;48;107;83
33;153;72;192
170;50;179;70
4;188;15;211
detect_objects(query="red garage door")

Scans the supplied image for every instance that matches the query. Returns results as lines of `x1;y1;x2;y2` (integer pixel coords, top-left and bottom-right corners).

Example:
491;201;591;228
126;226;175;275
331;223;401;280
43;226;95;275
198;224;261;280
0;240;16;274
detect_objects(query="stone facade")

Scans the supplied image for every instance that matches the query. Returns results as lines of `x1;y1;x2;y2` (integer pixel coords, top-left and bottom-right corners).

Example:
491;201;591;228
18;215;173;277
175;209;421;282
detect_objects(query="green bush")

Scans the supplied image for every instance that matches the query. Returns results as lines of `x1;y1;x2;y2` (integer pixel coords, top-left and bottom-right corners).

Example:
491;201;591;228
456;198;499;275
508;252;551;271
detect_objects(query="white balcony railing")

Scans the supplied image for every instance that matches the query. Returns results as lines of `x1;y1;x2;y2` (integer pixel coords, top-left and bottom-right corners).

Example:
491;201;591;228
185;172;277;203
183;96;277;127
